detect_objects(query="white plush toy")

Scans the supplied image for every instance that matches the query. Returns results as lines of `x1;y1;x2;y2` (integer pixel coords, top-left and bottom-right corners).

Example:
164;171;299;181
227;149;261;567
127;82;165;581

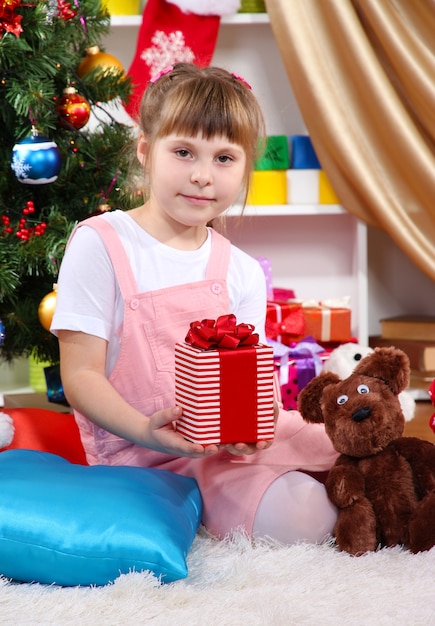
0;412;14;449
323;342;416;422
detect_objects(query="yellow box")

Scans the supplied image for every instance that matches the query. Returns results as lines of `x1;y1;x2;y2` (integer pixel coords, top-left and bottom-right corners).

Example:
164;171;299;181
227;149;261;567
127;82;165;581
319;170;340;204
104;0;140;15
248;171;287;205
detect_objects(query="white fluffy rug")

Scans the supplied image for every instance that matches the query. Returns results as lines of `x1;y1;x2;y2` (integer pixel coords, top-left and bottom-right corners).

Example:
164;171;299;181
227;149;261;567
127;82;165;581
2;528;434;626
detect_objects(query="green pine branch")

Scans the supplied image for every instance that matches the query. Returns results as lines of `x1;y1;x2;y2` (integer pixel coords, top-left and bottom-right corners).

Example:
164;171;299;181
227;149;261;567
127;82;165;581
0;0;140;363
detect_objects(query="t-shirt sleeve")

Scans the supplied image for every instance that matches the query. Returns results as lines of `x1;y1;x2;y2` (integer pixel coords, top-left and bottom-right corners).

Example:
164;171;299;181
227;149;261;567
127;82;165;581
50;225;116;340
228;249;268;344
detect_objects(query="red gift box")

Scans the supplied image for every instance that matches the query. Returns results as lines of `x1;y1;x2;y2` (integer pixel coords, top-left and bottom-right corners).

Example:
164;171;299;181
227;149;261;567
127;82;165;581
266;299;352;344
175;315;275;445
266;302;305;345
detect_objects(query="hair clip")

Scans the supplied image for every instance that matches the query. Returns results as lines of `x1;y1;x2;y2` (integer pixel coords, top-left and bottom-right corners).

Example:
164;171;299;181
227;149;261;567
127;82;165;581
231;72;252;90
149;65;174;84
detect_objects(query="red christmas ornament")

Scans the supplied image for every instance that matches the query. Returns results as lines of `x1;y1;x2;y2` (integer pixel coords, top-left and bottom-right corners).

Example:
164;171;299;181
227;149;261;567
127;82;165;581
57;0;77;20
56;87;91;130
0;0;23;37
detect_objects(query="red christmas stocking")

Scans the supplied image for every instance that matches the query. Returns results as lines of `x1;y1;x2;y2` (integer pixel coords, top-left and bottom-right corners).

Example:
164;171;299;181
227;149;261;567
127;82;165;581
125;0;239;119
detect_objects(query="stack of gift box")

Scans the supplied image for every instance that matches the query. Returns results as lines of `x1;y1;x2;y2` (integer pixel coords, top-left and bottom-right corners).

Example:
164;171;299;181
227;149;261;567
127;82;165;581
247;134;339;206
266;289;353;411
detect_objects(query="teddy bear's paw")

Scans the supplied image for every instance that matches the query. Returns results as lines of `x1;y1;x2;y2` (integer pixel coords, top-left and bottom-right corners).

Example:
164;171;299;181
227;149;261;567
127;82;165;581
334;499;378;555
408;493;435;553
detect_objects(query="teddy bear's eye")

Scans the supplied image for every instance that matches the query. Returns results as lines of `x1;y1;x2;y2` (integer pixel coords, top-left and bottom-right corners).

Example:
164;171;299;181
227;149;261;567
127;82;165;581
357;384;370;394
337;394;348;405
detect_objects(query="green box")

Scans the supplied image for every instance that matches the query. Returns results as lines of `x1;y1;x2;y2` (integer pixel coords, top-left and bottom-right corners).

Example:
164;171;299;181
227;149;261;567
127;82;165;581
239;0;266;12
255;135;290;171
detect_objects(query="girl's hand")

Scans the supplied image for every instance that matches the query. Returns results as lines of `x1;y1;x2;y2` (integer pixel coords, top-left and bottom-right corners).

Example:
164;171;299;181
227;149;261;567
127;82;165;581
224;439;273;457
145;406;219;458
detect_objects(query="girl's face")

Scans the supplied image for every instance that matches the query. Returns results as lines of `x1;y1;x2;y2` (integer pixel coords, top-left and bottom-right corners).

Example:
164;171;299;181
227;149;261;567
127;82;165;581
138;132;246;231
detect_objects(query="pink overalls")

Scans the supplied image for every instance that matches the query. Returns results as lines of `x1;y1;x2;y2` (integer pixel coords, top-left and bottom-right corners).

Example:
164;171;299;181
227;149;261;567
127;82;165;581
72;216;338;537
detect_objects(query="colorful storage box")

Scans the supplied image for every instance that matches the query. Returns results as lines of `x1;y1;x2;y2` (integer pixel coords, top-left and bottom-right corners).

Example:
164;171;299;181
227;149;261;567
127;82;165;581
239;0;266;11
286;170;320;204
289;135;321;169
175;317;275;445
248;170;287;205
319;170;340;204
255;136;290;171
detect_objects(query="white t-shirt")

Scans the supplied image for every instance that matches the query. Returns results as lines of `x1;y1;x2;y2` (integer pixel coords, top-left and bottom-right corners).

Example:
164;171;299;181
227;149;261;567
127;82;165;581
51;211;267;373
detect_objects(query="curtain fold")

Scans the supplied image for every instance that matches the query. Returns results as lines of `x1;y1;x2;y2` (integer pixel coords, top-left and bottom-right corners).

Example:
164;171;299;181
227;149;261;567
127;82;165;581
265;0;435;280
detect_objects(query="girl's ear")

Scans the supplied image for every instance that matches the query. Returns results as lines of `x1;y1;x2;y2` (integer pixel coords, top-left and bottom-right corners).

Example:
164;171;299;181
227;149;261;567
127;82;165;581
137;132;148;166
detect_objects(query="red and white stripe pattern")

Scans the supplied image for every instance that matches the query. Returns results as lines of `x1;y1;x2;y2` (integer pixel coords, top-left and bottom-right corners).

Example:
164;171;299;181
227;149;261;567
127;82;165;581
175;342;275;445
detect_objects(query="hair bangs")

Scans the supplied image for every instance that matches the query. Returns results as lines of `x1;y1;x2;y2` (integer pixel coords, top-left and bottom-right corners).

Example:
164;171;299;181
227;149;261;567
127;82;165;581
156;80;255;152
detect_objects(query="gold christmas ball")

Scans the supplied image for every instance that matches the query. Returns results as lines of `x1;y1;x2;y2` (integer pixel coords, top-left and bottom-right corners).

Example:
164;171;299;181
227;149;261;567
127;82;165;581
38;290;57;331
77;45;124;79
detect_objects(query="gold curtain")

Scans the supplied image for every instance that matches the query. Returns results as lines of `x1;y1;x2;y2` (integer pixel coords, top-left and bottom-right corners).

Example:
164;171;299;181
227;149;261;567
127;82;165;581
265;0;435;280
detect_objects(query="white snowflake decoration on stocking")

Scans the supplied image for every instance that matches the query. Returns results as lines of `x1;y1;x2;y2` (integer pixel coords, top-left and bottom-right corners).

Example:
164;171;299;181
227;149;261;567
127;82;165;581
140;30;195;77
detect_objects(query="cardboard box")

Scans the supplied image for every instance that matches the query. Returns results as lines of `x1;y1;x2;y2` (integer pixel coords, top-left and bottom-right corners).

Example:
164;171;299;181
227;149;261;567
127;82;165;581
175;342;275;445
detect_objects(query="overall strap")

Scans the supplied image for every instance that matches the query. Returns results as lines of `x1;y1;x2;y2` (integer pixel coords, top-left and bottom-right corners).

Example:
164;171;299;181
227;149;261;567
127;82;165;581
206;229;231;280
73;215;138;298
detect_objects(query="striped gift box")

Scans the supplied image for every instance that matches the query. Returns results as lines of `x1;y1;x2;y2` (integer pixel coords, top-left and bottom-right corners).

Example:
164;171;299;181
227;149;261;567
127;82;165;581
175;342;275;445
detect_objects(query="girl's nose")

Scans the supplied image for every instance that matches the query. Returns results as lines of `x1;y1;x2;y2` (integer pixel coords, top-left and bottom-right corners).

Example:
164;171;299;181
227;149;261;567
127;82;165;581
190;165;212;186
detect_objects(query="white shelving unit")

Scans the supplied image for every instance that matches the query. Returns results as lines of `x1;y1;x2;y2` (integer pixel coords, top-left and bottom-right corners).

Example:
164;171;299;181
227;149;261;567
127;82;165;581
102;12;368;344
0;11;369;400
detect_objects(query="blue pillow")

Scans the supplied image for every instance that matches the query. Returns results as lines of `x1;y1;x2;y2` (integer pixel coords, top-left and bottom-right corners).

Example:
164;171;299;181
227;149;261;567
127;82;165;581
0;449;202;586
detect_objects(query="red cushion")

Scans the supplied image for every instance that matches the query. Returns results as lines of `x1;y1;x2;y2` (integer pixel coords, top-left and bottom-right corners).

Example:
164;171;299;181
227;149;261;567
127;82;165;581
1;408;88;465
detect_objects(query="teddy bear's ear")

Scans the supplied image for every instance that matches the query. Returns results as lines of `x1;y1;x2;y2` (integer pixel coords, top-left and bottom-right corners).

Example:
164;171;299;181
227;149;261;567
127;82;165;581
298;371;341;424
353;346;410;395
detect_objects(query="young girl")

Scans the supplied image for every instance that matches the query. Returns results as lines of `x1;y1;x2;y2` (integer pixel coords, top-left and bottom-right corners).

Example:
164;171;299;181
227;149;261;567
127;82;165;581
52;63;338;544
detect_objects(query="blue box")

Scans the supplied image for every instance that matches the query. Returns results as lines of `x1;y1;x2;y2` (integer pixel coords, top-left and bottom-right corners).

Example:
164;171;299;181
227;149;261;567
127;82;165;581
289;135;321;169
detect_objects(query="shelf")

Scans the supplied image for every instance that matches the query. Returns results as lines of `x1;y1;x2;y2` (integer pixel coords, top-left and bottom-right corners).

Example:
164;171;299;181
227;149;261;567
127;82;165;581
226;204;345;217
110;12;269;27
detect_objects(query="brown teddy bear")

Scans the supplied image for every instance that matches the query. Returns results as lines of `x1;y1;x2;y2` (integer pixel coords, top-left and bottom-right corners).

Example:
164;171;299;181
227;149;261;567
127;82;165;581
298;346;435;555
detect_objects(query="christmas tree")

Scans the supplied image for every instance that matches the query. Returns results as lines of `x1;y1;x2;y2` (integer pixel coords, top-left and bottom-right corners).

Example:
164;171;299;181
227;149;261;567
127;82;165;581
0;0;138;365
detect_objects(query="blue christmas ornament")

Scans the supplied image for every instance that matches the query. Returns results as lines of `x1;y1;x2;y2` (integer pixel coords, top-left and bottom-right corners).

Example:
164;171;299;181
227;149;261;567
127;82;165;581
0;319;5;346
11;129;62;185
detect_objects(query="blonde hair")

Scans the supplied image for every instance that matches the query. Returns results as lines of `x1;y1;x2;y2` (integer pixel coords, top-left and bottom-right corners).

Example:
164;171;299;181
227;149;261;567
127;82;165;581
137;63;266;204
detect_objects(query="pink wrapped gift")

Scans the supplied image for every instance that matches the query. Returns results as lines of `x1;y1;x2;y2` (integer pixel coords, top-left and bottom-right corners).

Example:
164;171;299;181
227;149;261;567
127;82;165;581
175;315;275;445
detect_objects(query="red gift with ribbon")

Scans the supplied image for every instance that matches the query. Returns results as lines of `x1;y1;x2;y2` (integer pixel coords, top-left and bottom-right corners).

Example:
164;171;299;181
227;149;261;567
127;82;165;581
175;314;275;445
266;302;305;345
266;298;352;344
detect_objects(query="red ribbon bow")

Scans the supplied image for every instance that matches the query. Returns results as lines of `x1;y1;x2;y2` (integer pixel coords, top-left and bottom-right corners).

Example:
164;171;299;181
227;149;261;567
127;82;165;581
185;314;259;350
266;306;305;340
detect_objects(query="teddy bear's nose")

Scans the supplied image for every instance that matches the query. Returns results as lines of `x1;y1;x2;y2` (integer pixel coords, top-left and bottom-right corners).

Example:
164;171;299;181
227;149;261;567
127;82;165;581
352;407;371;423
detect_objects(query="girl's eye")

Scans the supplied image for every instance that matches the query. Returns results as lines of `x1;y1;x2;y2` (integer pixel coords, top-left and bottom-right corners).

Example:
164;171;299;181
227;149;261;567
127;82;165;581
337;395;348;405
175;149;191;158
217;154;233;164
357;384;370;394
